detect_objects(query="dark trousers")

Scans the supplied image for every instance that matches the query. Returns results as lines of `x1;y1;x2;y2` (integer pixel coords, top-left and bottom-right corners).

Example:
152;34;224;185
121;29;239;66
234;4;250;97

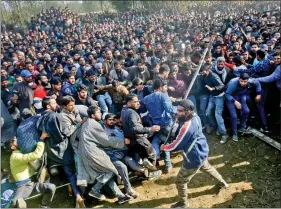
63;165;81;196
128;136;156;166
256;87;269;127
226;95;249;135
113;160;132;192
63;147;81;196
12;181;56;207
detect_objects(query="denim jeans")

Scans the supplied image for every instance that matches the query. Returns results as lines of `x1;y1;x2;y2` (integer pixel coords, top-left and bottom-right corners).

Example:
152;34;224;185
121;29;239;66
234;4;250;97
113;160;132;192
152;122;173;168
63;147;81;196
92;177;124;198
110;103;124;115
12;181;56;207
226;95;249;135
256;87;268;127
97;92;112;113
123;156;143;171
199;94;209;126
63;164;81;196
187;95;197;113
206;95;227;135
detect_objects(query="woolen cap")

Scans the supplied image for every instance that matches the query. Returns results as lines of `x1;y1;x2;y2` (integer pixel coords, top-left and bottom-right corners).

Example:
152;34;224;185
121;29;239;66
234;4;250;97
176;99;194;111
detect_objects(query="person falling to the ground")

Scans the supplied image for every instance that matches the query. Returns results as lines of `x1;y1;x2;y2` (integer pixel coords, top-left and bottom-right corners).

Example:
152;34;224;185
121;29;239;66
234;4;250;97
161;99;229;208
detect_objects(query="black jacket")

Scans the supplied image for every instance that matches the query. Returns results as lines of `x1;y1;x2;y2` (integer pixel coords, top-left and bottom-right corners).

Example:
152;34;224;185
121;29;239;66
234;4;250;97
121;107;152;140
74;93;96;107
200;72;225;96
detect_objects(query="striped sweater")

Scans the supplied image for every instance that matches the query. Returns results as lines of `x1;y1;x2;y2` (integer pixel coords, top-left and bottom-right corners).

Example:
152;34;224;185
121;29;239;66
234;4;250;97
163;114;209;169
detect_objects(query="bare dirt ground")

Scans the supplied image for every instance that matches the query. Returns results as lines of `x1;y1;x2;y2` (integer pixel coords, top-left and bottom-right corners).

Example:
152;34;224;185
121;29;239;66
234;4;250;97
2;132;280;208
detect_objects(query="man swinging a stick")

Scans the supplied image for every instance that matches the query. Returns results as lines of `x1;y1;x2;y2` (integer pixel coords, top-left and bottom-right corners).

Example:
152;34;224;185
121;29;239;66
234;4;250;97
160;99;229;208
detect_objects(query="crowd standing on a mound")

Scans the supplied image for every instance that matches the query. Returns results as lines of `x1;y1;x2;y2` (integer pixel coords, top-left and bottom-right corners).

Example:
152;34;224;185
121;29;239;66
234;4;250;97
1;1;280;208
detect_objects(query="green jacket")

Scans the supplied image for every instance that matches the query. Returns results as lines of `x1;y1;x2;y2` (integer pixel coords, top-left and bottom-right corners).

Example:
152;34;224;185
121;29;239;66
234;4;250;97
10;142;45;183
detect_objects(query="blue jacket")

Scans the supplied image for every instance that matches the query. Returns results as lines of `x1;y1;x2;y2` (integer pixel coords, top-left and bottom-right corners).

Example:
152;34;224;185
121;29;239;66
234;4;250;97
234;58;271;78
61;82;75;96
143;92;176;127
257;65;281;90
225;77;261;103
163;114;209;169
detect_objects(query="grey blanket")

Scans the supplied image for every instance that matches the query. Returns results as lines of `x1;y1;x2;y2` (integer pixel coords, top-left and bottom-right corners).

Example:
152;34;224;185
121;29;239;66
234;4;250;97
76;118;119;186
1;100;16;145
37;110;68;167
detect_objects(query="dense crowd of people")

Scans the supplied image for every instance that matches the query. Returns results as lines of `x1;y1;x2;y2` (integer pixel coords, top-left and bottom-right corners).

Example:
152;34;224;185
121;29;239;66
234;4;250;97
1;1;280;208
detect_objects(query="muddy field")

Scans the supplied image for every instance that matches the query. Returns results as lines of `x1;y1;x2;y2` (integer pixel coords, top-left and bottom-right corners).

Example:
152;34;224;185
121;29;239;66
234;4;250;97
2;132;280;208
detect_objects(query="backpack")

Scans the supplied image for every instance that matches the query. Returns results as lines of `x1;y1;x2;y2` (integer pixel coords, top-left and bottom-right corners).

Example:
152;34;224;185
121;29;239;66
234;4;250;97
16;115;41;154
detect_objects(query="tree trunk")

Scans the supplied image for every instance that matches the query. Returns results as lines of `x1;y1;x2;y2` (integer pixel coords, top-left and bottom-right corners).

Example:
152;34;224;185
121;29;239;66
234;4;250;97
14;0;23;26
100;1;104;14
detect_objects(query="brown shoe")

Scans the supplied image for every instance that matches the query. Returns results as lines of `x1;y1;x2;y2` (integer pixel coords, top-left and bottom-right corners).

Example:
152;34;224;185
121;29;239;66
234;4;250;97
16;198;27;208
75;197;86;208
68;185;73;197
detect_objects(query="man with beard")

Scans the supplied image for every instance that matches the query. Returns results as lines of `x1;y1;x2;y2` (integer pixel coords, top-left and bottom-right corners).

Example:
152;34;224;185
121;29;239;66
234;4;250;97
225;73;261;142
1;76;12;107
122;94;161;172
101;113;142;198
5;132;56;208
131;78;153;115
52;64;64;80
77;106;133;204
109;61;129;82
81;69;97;98
179;65;199;113
124;48;135;68
156;64;170;83
64;56;74;73
37;96;86;208
199;65;229;144
211;43;224;59
154;42;166;58
167;68;187;100
34;74;50;100
103;49;114;75
76;57;86;79
61;72;76;96
160;99;229;208
47;77;63;106
143;79;176;173
211;57;231;84
248;42;260;64
72;53;81;69
128;59;151;85
25;61;39;80
43;53;52;75
36;62;48;76
11;70;34;114
74;84;98;107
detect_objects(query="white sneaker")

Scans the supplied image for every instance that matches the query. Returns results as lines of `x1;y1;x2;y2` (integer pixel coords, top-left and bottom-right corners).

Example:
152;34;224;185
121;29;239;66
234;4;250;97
143;158;157;171
232;135;239;142
220;134;229;144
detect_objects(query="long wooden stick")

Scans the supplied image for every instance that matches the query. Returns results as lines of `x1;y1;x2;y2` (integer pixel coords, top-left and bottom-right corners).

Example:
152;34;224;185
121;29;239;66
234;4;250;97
25;183;71;201
163;47;209;145
249;128;281;151
183;47;209;100
4;183;71;208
